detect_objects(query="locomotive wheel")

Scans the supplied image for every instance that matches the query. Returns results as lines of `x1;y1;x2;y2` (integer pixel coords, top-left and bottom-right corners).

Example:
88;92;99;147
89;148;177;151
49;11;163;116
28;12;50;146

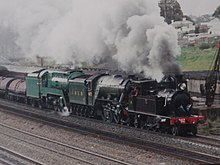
85;107;89;117
73;105;78;115
191;125;197;136
24;98;28;104
76;106;80;115
140;119;146;129
79;106;83;116
78;106;82;116
38;103;42;109
113;112;121;124
82;107;86;116
134;115;145;129
38;101;43;109
54;105;59;111
171;125;179;136
31;100;35;107
102;109;113;123
134;115;139;128
127;115;135;127
9;95;14;101
89;107;95;118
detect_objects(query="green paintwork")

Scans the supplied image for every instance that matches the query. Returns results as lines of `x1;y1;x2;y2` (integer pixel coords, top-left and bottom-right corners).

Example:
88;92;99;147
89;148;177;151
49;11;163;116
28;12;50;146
26;73;41;98
26;69;85;106
69;82;87;105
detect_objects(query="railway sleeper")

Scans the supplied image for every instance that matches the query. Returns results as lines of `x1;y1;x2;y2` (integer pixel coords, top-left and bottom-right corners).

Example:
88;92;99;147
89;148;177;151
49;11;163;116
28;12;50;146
4;93;199;136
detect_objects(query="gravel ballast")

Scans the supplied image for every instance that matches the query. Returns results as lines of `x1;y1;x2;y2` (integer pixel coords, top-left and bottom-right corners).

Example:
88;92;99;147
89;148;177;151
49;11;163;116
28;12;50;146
0;111;195;165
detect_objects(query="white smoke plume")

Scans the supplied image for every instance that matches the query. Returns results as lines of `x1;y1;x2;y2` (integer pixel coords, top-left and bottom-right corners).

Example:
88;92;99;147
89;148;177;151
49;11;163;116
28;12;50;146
0;0;181;80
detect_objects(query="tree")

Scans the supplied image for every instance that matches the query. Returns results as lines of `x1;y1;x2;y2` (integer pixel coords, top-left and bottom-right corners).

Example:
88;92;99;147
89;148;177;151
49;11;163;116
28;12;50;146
213;5;220;19
158;0;183;24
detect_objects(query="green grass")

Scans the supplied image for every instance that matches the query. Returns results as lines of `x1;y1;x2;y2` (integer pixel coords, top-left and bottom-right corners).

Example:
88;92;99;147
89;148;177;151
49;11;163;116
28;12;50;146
198;117;220;135
177;47;217;71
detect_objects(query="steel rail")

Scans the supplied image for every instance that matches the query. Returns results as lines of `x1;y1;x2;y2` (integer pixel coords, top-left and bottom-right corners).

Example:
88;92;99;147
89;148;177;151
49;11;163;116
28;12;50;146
0;99;220;164
0;146;44;165
0;158;14;165
0;123;132;165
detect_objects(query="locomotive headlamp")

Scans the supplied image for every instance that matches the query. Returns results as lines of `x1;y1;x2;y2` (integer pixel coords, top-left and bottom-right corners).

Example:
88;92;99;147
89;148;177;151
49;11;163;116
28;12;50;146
179;83;186;90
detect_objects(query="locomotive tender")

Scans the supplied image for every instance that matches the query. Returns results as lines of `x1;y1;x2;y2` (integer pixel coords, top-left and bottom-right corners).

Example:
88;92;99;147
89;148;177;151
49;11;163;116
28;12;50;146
0;67;205;136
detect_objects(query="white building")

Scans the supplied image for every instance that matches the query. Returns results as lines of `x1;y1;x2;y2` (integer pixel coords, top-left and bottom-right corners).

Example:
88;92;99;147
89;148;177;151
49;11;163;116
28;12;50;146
207;18;220;35
171;17;220;47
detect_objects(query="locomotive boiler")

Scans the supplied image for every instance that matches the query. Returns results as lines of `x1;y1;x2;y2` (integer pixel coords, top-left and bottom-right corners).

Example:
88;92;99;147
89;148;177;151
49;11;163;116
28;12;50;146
68;73;130;120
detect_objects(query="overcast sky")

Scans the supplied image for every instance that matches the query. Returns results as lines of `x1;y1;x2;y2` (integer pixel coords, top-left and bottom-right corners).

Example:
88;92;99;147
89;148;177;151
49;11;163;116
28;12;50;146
177;0;220;16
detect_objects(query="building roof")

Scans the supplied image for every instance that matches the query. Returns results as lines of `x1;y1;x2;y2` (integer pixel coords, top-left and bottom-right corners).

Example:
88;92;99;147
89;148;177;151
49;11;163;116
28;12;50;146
171;18;193;28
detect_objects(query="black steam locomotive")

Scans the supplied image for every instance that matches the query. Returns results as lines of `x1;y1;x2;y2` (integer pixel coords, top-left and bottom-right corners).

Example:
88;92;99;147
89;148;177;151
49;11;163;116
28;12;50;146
0;66;205;136
75;72;205;136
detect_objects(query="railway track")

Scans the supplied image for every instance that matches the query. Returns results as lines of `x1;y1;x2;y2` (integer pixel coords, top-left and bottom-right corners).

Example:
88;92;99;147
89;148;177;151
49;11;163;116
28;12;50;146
0;146;44;165
165;134;220;153
0;123;132;165
194;135;220;147
0;99;220;164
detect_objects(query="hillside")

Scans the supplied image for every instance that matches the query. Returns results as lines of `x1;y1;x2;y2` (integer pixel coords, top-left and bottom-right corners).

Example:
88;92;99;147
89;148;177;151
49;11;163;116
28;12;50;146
177;47;217;71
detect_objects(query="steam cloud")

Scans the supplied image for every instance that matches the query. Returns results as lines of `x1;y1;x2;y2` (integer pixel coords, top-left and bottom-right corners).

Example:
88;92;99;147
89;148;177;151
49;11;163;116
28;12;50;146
0;0;181;79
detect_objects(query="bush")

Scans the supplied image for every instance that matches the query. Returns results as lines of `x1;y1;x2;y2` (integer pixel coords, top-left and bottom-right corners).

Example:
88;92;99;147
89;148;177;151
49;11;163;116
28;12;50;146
199;43;210;50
